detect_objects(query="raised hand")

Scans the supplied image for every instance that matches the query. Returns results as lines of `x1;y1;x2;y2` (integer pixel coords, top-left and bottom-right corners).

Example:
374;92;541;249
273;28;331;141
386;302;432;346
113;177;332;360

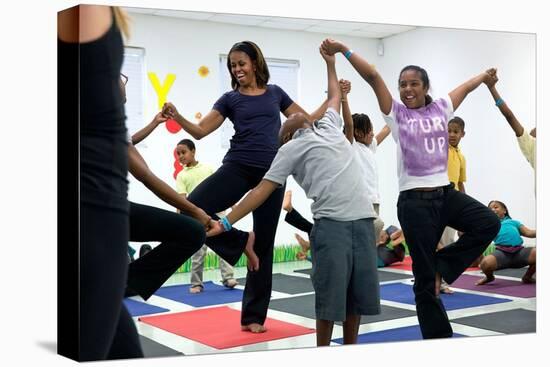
321;38;345;56
162;102;178;119
152;111;168;125
319;45;335;64
484;68;498;87
339;79;351;96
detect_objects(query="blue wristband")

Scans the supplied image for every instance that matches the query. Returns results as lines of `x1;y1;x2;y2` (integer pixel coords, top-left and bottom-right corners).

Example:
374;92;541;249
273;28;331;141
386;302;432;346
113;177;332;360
344;49;354;59
495;98;505;107
219;216;232;232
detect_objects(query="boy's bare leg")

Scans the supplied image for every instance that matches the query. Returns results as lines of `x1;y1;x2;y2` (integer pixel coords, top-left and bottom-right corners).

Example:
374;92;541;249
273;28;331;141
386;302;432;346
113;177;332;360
476;254;497;285
316;319;335;346
342;314;361;344
243;231;259;271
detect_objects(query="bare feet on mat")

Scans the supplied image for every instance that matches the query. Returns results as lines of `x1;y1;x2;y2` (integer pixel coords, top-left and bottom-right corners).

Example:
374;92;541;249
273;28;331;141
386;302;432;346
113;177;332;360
189;285;203;294
223;278;238;288
440;286;454;294
241;323;267;333
476;274;495;285
522;275;536;284
244;231;259;271
283;190;293;212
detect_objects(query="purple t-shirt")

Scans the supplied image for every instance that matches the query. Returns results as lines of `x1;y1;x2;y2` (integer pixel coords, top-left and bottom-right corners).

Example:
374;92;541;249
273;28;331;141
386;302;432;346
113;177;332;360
213;84;293;169
383;96;454;191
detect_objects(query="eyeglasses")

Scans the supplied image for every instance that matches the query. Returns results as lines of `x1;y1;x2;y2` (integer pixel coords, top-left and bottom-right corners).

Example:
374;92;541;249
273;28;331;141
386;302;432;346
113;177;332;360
120;73;128;86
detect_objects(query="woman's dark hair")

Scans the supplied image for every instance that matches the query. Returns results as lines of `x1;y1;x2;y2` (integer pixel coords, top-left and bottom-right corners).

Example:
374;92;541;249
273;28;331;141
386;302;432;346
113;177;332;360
399;65;433;105
177;139;195;151
227;41;270;90
343;113;372;137
488;200;511;218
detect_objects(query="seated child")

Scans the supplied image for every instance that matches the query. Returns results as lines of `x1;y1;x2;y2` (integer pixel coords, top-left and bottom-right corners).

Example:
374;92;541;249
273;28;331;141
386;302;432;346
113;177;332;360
476;200;536;285
377;225;407;267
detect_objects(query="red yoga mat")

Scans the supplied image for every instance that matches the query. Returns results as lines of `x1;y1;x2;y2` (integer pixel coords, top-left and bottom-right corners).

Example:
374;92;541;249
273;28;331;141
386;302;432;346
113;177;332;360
139;306;315;349
387;256;479;272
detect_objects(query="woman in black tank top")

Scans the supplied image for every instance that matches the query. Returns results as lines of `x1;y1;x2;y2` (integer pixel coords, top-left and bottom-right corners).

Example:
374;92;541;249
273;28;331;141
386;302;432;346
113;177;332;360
58;6;143;361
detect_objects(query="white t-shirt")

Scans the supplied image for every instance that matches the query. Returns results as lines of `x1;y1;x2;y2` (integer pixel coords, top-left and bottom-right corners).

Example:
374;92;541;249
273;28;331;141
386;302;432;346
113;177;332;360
352;138;379;204
383;96;454;192
264;108;376;221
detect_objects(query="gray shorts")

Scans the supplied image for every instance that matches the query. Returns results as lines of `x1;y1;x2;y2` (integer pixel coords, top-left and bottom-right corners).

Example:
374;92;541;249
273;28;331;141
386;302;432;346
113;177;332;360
310;217;381;321
493;246;533;269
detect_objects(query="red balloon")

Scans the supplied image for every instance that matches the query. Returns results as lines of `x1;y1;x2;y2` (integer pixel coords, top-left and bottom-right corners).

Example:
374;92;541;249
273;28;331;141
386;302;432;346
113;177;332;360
172;147;183;179
166;119;182;134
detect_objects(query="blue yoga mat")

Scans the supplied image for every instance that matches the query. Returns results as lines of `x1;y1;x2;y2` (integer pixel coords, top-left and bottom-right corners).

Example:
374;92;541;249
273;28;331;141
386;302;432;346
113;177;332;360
123;298;170;317
380;283;511;310
333;325;465;344
153;281;243;307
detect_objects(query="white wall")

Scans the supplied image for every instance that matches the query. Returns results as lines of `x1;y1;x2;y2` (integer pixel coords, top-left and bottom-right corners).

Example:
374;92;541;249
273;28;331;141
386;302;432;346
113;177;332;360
126;13;536;247
126;13;381;246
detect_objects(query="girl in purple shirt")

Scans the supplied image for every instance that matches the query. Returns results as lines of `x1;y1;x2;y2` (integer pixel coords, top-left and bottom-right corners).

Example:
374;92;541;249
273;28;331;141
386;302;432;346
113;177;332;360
321;38;501;339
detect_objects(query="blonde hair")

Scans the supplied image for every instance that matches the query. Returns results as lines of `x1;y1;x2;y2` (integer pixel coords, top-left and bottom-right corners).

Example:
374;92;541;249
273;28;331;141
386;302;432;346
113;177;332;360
113;7;131;41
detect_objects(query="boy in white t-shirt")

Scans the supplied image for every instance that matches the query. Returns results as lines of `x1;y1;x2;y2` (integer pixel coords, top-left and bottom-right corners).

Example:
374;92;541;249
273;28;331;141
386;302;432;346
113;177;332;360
207;47;380;346
340;79;390;241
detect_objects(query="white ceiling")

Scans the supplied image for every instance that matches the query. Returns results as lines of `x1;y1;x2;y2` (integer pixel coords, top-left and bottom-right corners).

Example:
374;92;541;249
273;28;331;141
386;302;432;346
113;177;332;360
124;7;416;39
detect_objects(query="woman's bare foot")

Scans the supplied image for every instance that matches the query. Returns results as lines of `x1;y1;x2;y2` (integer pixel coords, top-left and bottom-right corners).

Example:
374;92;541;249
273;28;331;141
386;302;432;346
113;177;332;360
241;323;267;333
244;231;259;271
476;274;495;285
283;190;293;212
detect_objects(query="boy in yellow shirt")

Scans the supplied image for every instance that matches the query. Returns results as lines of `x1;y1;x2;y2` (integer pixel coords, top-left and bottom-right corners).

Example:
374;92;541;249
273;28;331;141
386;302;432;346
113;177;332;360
439;116;467;293
176;139;238;293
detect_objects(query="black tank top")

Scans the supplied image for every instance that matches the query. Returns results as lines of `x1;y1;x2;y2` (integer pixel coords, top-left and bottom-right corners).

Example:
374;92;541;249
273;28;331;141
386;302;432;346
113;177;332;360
58;9;126;134
58;9;129;212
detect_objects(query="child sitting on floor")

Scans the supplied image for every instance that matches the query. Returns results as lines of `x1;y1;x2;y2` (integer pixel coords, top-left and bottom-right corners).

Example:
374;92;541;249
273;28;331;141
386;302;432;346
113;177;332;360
476;200;536;285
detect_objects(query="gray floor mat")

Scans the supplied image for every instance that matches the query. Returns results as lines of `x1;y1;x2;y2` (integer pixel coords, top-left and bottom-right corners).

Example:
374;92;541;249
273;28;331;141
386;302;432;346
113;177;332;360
140;335;183;358
452;308;536;334
268;293;416;325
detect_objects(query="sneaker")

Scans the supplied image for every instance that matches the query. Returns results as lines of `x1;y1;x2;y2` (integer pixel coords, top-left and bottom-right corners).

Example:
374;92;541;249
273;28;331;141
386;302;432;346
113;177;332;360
223;278;238;288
